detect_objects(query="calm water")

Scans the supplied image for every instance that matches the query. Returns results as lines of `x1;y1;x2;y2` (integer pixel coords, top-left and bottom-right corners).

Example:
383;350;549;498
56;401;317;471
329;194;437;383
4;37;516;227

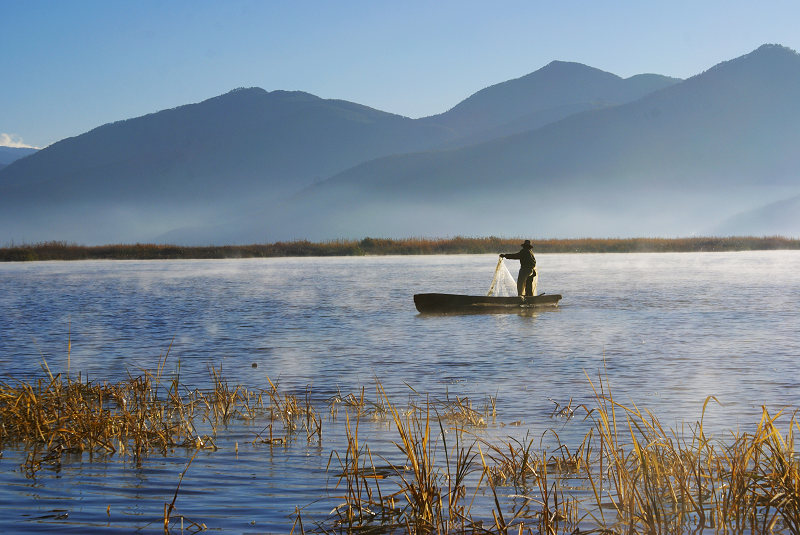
1;252;799;532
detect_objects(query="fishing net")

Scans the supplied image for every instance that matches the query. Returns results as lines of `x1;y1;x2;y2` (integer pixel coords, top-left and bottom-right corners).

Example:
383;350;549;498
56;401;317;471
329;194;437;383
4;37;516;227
487;257;538;297
487;258;518;297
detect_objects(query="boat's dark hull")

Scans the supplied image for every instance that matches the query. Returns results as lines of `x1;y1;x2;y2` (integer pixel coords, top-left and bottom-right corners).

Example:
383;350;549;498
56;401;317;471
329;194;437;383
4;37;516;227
413;293;562;313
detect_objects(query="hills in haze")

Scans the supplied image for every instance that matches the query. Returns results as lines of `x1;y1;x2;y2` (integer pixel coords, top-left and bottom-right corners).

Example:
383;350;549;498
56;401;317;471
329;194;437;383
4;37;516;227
1;44;799;245
422;61;679;147
0;146;38;172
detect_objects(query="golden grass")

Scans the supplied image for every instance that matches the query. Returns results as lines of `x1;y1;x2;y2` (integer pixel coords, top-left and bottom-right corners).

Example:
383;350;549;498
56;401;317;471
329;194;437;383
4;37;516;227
315;374;800;534
321;383;581;534
0;356;325;533
2;235;799;261
327;382;496;428
0;357;322;476
3;364;800;533
1;371;205;474
577;371;800;534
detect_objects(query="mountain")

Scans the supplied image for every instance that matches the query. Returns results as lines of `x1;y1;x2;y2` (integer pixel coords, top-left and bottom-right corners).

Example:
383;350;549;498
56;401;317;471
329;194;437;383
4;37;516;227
3;45;798;245
0;146;38;166
1;88;458;200
714;193;800;237
0;88;455;243
218;44;800;242
423;62;680;146
0;60;680;245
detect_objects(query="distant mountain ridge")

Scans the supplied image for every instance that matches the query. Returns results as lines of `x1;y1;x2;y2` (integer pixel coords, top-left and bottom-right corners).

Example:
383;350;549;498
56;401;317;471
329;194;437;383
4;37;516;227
209;44;800;243
0;146;37;166
0;87;456;243
0;88;454;198
423;61;680;145
1;44;798;244
715;193;800;236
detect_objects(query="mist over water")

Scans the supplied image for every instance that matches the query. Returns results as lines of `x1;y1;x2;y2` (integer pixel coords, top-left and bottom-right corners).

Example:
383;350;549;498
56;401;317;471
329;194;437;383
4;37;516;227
1;252;799;531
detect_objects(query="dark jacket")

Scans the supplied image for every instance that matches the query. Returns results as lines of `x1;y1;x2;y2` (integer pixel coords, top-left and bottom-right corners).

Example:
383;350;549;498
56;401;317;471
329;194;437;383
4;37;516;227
504;248;536;270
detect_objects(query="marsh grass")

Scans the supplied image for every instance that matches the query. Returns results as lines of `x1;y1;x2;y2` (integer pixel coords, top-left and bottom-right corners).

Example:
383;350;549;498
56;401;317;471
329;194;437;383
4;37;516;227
560;370;800;534
0;356;328;533
325;386;485;533
327;382;496;428
314;374;800;534
0;369;207;475
328;384;392;421
4;363;800;534
3;236;799;261
253;376;322;444
320;383;582;534
0;357;321;473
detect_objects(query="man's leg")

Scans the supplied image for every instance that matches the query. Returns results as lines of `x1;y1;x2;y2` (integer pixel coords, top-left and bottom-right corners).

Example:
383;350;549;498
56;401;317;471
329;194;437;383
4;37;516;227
516;270;527;296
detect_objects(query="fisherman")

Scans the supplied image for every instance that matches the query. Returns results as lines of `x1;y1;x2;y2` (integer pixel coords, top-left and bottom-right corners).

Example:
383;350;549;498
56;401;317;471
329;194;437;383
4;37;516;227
500;240;537;297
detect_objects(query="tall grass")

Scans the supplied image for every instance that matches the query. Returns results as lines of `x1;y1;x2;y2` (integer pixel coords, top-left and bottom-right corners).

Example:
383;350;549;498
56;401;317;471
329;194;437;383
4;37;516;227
574;371;800;534
3;365;800;533
0;359;325;533
317;374;800;534
322;383;581;534
2;236;799;261
0;359;320;474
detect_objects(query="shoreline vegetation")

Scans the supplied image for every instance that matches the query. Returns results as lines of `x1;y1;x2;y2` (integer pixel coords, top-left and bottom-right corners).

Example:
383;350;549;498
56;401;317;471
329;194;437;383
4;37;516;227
3;364;799;533
1;235;799;261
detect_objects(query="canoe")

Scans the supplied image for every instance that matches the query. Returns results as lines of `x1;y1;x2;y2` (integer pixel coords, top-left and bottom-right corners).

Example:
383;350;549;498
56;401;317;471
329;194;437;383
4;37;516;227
413;293;562;313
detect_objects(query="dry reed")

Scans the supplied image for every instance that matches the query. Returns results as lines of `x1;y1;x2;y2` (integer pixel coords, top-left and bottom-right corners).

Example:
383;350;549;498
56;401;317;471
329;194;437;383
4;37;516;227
313;374;800;534
3;235;799;261
0;359;324;474
320;383;581;534
577;371;800;534
4;363;800;534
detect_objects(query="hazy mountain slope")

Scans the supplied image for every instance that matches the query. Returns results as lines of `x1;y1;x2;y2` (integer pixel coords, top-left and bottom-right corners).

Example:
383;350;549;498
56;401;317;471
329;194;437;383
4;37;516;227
714;193;800;237
423;62;680;146
4;45;796;245
0;88;455;243
356;45;799;194
0;146;38;165
0;59;681;245
235;44;800;242
0;88;456;199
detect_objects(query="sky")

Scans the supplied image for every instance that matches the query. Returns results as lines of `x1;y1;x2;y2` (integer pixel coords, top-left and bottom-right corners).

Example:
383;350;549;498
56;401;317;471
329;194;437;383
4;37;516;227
2;0;799;149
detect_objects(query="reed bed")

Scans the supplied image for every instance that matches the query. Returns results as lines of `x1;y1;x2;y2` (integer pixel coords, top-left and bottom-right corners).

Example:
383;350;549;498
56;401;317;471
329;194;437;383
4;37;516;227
327;382;496;428
318;383;582;535
254;376;322;443
2;235;799;261
311;375;800;534
0;371;206;474
576;372;800;534
3;365;800;533
0;360;323;474
0;361;324;533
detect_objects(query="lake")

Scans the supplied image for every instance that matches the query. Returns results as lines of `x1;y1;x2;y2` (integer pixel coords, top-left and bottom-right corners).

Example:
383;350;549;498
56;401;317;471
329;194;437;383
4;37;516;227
1;251;799;532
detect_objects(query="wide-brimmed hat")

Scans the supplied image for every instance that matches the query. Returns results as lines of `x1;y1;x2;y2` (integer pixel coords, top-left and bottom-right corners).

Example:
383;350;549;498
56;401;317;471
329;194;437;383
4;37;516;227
521;240;533;248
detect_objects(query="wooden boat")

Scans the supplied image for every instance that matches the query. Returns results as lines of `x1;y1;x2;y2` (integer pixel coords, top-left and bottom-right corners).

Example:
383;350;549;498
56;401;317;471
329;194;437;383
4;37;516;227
413;293;562;313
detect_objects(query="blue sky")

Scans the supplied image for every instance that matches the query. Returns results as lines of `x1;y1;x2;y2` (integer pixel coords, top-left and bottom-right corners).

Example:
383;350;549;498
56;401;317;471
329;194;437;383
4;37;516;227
2;0;799;148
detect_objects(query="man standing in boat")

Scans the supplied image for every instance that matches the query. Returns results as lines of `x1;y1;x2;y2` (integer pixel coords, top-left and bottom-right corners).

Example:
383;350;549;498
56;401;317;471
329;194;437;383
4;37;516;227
500;240;537;297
